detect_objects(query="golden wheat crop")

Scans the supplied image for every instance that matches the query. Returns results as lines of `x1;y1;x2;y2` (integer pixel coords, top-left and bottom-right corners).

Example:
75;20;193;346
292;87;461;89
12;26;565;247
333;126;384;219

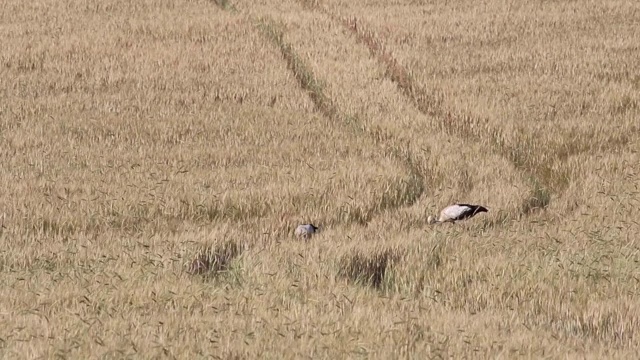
1;0;639;357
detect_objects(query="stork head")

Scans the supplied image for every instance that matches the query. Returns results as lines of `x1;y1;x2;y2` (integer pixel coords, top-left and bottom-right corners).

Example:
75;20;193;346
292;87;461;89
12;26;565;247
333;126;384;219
427;215;437;225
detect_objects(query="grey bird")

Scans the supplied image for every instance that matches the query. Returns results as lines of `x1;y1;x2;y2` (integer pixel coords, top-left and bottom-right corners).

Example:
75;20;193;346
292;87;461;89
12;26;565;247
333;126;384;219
295;223;319;240
428;204;488;224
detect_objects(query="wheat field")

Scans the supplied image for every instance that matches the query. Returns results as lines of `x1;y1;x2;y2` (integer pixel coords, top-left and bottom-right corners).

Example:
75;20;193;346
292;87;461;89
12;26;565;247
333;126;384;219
1;0;639;358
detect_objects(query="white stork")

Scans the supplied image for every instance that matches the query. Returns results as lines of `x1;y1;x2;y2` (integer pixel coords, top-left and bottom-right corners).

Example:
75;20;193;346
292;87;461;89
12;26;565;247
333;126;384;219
294;223;319;240
428;204;488;224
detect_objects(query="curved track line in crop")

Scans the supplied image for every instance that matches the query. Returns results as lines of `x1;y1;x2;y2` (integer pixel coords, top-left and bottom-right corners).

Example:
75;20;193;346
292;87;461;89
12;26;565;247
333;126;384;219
295;4;555;220
255;17;426;226
210;0;428;227
333;15;637;217
334;15;640;224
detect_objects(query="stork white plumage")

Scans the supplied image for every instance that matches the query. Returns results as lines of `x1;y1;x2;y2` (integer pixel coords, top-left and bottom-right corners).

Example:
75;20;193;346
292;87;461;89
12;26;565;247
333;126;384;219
428;204;488;224
295;223;319;240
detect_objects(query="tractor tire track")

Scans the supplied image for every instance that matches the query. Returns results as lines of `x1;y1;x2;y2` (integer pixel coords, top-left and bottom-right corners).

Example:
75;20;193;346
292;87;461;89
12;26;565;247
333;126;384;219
212;1;427;227
255;17;426;226
297;4;555;221
330;12;640;225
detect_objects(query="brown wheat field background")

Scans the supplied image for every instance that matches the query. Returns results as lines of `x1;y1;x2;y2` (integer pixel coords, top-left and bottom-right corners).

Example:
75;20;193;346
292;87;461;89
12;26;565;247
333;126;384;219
1;0;639;358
